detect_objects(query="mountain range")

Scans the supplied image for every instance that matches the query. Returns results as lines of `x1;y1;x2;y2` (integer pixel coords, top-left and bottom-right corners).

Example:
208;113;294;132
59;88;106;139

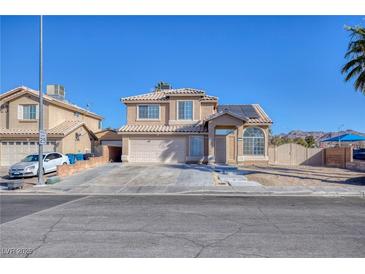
276;129;365;142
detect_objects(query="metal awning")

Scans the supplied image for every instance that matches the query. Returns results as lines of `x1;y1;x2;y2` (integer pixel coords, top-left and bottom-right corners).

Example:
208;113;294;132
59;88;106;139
321;133;365;142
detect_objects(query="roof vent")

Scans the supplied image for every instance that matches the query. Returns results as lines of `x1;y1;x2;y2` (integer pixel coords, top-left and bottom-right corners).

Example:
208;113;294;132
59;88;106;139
46;84;65;101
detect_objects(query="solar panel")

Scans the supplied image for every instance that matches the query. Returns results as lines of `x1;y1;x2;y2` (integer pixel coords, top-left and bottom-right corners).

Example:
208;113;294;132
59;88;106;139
240;105;260;119
218;105;260;119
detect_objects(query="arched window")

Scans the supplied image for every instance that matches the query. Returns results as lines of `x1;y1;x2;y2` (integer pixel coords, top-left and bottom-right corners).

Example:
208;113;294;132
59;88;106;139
243;127;265;155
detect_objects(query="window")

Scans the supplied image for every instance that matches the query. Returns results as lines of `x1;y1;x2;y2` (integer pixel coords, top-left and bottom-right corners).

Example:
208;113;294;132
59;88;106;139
98;120;102;129
215;129;234;136
138;104;159;120
21;105;37;120
178;101;193;120
190;136;204;157
243;127;265;156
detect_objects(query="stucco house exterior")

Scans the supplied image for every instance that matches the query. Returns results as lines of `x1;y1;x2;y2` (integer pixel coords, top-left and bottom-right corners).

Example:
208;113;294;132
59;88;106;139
0;86;103;166
118;86;272;165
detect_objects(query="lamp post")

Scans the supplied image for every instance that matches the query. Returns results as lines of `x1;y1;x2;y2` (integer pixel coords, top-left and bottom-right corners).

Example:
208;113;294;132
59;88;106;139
37;15;44;185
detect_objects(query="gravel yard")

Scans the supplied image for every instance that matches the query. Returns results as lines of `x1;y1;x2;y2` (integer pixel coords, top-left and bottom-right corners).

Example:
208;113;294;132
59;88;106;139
243;165;365;187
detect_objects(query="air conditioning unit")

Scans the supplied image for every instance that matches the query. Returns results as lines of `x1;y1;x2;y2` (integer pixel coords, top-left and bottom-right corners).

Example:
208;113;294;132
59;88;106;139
46;84;65;101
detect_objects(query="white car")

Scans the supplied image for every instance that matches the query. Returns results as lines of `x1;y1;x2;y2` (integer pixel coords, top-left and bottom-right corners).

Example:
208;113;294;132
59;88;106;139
9;152;70;178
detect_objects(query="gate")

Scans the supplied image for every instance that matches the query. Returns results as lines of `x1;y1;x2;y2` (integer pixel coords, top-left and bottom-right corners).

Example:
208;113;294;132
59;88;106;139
269;143;324;166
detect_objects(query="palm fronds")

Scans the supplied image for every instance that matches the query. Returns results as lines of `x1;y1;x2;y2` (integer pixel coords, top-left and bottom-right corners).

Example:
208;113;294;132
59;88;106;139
342;26;365;94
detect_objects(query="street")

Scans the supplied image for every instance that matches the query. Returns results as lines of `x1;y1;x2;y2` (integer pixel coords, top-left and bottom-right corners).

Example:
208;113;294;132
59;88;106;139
0;194;364;257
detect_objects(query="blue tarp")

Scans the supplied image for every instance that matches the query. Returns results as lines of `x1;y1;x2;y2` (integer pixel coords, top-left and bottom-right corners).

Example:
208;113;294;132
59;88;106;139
321;134;365;142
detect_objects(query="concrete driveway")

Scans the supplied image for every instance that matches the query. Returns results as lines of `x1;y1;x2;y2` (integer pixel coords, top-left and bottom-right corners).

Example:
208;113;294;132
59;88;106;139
37;163;218;194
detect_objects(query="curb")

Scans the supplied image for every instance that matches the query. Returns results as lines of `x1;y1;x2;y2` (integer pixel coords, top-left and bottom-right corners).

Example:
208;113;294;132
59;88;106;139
1;190;364;197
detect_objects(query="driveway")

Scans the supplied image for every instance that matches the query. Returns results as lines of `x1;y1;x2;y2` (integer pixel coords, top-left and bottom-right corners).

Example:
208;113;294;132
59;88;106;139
35;163;218;194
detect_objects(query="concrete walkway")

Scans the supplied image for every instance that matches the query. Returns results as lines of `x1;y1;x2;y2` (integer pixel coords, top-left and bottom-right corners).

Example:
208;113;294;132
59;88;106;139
2;163;365;197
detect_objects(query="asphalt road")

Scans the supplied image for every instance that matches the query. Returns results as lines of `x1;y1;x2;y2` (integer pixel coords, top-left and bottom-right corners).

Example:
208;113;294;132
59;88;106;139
0;195;364;258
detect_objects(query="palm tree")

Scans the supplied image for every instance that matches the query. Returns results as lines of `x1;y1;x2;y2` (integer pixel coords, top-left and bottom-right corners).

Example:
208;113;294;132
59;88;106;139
155;81;172;91
342;26;365;94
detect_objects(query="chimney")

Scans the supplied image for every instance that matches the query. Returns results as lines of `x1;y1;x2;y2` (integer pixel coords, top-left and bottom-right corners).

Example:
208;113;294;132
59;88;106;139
46;84;66;101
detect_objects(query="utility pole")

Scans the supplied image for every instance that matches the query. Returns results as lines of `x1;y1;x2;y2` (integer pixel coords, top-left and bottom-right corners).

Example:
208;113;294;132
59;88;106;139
37;15;44;185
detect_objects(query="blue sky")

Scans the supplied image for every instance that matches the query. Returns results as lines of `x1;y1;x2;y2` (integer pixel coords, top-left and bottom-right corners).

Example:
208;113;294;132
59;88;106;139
1;16;365;134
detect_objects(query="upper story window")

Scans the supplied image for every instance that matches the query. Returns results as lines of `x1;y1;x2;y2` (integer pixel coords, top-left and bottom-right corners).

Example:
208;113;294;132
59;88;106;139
98;120;102;129
18;104;38;120
243;127;265;156
138;104;160;120
177;101;193;120
74;111;81;117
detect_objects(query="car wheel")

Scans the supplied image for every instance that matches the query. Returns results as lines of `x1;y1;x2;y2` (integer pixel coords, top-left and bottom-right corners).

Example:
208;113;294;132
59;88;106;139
62;162;67;165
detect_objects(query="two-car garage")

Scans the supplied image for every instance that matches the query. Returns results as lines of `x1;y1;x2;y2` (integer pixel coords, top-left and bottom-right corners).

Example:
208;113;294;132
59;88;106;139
128;137;186;163
0;141;58;166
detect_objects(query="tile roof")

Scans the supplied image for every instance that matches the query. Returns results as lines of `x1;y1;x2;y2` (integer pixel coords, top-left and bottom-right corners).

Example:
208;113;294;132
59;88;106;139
0;121;88;137
121;88;217;102
119;124;207;133
0;86;103;119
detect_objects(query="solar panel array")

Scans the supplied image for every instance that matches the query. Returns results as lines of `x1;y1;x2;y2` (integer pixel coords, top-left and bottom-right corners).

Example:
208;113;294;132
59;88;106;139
217;105;260;119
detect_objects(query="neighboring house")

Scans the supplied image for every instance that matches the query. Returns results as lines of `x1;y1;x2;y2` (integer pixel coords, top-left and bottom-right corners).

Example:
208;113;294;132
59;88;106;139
95;128;122;162
95;128;122;147
0;86;103;166
119;86;272;165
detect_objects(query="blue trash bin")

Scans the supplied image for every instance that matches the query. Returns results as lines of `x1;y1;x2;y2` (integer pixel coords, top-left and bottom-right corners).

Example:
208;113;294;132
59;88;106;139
75;153;84;161
66;154;76;164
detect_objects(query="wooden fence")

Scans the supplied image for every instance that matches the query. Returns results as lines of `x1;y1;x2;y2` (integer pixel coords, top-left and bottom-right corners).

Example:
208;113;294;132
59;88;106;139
269;143;324;166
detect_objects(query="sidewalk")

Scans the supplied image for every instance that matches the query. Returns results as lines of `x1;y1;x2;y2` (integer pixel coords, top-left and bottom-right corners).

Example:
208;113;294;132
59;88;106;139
6;182;365;197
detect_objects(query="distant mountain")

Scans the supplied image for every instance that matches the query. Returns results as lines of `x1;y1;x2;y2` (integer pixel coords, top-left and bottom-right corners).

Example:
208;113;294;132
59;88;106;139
276;129;365;143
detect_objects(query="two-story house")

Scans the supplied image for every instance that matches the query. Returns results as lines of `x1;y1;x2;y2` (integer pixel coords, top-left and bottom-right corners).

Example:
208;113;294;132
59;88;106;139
119;86;272;165
0;85;103;166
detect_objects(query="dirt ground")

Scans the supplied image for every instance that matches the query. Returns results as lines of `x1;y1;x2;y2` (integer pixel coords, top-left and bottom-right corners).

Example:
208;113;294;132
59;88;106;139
243;165;365;187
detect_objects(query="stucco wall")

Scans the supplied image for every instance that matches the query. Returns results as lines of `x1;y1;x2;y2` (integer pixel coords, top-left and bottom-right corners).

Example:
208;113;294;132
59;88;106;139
168;96;201;124
60;125;93;154
48;104;100;132
201;103;216;120
1;93;100;132
6;94;49;130
126;103;169;125
0;101;9;128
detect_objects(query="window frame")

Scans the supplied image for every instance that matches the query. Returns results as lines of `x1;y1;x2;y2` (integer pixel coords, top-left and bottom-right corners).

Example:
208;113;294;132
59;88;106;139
177;100;194;121
243;127;265;156
189;136;204;157
137;104;160;120
22;104;37;120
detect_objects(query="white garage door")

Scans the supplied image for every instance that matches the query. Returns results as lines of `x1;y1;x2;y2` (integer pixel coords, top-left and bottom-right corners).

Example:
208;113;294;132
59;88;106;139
0;141;57;166
129;138;186;163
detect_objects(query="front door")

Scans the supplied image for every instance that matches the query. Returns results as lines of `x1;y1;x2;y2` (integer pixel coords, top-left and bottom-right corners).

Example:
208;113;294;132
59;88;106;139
215;136;226;163
214;129;236;164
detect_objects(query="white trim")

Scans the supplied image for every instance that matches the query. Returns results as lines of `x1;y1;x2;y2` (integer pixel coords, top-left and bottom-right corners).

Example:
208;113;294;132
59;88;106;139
136;104;161;121
17;105;23;120
242;127;266;156
18;104;38;121
176;100;194;121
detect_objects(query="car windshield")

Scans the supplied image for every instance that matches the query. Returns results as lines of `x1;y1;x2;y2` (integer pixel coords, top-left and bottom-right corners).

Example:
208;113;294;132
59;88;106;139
21;155;45;162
